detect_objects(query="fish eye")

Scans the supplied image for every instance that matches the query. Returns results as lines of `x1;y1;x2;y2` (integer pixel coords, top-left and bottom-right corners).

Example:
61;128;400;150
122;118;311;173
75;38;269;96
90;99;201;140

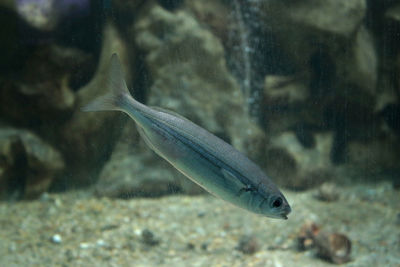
271;197;282;208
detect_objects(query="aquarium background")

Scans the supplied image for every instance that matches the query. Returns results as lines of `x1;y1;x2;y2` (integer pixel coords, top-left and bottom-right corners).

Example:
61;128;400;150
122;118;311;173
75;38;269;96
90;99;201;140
0;0;399;266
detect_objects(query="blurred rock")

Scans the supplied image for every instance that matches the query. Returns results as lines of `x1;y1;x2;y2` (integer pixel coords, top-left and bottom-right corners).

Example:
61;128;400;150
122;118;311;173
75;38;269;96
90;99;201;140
297;222;352;264
0;4;30;73
264;76;309;105
314;232;352;264
141;229;160;246
15;0;90;31
385;3;400;22
16;0;59;31
323;97;382;164
260;0;377;119
113;0;145;11
375;74;398;113
95;123;204;198
257;0;396;182
189;0;289;119
265;132;333;190
345;137;400;177
0;127;64;200
380;103;400;136
185;0;230;43
134;4;267;160
111;0;146;28
260;0;367;67
337;26;378;98
0;45;95;126
55;22;131;187
236;235;260;255
314;182;340;202
262;75;320;135
297;221;320;251
0;0;14;10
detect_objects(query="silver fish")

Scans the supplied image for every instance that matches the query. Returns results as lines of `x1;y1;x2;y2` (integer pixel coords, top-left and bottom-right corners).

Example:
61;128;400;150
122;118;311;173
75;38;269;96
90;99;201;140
83;54;291;219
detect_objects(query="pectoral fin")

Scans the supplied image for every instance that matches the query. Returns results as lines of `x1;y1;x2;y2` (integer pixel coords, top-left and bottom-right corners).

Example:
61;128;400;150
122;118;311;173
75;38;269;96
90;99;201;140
220;168;246;189
220;168;257;197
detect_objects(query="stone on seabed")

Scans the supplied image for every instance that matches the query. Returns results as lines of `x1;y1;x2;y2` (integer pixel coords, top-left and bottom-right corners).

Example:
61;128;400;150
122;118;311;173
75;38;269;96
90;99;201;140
266;132;334;190
0;127;64;200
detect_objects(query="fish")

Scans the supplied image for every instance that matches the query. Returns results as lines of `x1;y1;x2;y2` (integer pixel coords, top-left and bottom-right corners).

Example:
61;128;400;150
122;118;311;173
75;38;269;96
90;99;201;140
83;54;291;219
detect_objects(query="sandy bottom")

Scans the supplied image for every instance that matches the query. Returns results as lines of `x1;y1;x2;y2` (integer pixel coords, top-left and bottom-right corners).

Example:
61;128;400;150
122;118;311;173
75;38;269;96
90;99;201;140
0;182;399;267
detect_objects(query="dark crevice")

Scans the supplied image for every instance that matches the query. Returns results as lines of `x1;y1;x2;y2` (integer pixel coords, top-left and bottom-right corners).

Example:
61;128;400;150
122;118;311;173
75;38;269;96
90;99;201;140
157;0;184;11
5;141;27;201
309;49;336;99
381;104;400;136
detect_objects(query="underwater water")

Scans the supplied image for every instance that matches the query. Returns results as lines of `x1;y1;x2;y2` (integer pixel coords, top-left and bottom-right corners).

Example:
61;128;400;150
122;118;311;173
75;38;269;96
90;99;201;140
0;0;399;266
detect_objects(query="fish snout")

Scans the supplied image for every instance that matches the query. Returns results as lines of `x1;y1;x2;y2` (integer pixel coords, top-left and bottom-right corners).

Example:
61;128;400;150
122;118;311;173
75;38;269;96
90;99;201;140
280;203;292;219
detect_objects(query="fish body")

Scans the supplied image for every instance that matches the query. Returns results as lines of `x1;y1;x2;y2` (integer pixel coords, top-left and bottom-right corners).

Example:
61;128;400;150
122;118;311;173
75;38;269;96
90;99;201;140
83;54;291;219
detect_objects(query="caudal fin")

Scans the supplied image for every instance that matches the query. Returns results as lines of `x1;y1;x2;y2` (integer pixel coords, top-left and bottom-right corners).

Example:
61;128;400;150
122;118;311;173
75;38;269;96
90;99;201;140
82;53;131;112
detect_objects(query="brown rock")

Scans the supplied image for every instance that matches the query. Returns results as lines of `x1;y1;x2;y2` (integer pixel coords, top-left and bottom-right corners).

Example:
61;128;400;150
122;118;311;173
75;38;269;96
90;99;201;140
266;132;334;190
236;235;260;255
0;127;64;200
260;0;367;66
262;75;319;135
314;232;352;264
345;137;400;178
0;45;94;126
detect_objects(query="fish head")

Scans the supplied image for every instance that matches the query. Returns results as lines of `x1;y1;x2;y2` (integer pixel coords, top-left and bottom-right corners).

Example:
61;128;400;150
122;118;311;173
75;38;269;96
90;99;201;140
253;187;291;219
262;193;292;219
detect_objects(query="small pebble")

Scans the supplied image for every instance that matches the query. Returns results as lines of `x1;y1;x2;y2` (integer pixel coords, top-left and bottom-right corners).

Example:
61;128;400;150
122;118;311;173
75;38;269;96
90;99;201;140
315;232;351;264
195;227;205;236
186;242;195;250
79;242;91;249
141;229;160;246
297;222;320;251
315;183;340;202
8;242;17;252
101;224;119;231
54;198;62;207
134;228;142;236
96;239;106;247
125;241;135;252
51;234;62;244
39;192;51;202
236;235;260;255
65;249;75;262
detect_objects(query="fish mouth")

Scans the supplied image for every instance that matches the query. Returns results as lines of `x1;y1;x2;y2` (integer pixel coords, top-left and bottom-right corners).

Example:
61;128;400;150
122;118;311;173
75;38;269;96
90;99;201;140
280;205;292;220
280;211;289;220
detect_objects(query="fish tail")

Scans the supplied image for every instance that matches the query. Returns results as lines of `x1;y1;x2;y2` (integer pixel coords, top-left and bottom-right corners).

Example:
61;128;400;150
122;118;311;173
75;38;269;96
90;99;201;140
82;53;131;112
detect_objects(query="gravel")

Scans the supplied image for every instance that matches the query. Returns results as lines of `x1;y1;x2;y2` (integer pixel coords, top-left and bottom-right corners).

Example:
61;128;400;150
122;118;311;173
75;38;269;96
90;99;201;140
0;182;399;267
